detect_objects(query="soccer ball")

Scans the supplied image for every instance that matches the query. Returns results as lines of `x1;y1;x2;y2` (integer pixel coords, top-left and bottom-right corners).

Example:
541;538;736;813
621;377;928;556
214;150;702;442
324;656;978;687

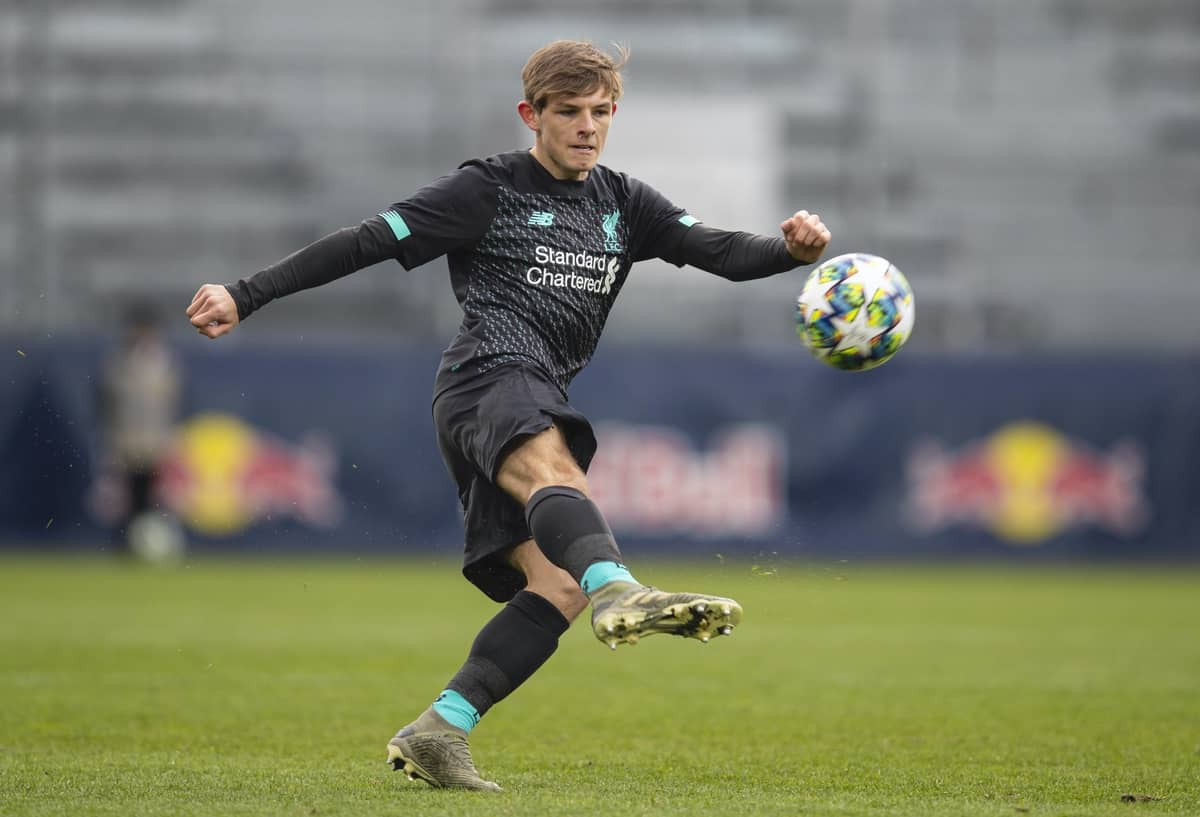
795;253;915;371
127;512;186;565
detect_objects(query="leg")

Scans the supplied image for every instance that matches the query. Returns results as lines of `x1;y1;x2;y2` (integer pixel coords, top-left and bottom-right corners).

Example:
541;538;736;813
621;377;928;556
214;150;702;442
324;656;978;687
498;425;744;648
114;467;153;555
387;366;740;792
506;539;588;622
431;540;586;727
387;372;597;791
495;423;590;504
496;424;629;588
386;541;584;792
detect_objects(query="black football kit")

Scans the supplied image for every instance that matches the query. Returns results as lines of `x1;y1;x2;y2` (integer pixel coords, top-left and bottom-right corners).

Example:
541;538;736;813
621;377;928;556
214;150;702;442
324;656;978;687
228;149;799;393
225;149;804;598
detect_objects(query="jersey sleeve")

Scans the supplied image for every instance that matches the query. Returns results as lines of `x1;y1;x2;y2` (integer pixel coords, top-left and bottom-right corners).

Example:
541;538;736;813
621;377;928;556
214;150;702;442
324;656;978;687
377;159;499;270
624;176;699;265
622;174;800;281
223;160;501;321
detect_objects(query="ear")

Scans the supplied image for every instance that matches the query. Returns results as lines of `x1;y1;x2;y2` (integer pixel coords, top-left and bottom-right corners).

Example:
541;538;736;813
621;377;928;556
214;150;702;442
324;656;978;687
517;100;539;133
611;102;617;116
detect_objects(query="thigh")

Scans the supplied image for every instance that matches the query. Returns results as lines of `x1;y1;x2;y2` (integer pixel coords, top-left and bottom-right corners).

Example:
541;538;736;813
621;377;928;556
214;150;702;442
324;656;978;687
434;364;597;502
431;363;599;601
434;365;557;485
495;425;590;505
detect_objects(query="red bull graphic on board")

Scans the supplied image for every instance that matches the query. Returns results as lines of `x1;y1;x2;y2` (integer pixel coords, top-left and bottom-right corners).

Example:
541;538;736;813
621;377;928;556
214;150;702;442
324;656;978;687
905;421;1148;544
155;413;342;536
588;422;786;536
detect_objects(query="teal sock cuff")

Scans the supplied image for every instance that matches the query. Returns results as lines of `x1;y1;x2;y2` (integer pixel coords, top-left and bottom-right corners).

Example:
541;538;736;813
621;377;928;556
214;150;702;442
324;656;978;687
581;561;637;596
432;689;481;733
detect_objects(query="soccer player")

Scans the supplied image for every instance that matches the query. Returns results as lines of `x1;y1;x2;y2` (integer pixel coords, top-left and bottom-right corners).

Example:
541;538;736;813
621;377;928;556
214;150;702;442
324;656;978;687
186;40;831;792
98;302;183;557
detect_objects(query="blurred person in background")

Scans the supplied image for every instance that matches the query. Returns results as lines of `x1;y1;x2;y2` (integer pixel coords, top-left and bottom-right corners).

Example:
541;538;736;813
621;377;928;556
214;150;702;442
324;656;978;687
96;301;185;563
185;39;830;791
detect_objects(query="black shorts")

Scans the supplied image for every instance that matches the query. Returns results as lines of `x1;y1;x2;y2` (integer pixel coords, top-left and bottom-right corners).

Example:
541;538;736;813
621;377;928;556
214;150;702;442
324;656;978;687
432;362;597;602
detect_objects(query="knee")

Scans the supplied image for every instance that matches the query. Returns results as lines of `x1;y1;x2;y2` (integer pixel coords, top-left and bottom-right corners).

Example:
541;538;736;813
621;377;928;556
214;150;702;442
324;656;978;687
517;466;591;507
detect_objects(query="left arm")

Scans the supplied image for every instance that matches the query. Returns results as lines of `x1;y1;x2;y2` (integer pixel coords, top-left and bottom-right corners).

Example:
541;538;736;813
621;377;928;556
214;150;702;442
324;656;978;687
675;210;832;281
624;174;831;279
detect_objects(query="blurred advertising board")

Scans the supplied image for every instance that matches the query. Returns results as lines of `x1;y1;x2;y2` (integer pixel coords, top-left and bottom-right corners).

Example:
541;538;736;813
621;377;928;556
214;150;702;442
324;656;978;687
2;335;1197;560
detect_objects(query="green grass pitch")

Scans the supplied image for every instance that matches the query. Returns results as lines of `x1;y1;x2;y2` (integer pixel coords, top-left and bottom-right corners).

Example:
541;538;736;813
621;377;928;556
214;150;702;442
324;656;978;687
1;555;1197;816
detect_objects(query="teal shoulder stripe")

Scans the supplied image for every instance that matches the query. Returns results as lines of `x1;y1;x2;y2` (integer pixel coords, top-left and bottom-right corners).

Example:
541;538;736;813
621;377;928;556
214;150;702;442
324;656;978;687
379;209;411;241
678;214;699;228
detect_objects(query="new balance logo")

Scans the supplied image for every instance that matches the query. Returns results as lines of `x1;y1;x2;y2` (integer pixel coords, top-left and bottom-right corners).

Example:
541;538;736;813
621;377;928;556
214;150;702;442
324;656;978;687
528;211;555;227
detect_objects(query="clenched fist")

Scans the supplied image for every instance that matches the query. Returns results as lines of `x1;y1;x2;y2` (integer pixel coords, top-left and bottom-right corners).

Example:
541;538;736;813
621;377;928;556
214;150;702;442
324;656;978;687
781;210;832;264
186;284;240;339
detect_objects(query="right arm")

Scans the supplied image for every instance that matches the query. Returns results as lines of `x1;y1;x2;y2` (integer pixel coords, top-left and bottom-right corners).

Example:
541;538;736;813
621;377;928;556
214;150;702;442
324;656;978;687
187;219;395;338
186;160;498;339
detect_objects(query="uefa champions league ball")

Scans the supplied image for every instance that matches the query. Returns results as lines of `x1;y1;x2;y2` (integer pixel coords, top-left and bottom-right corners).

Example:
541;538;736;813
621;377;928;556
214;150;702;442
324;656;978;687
796;253;915;371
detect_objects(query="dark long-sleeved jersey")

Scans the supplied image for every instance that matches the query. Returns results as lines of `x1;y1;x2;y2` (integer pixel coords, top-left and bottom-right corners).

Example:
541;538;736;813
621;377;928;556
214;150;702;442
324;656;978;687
227;150;802;395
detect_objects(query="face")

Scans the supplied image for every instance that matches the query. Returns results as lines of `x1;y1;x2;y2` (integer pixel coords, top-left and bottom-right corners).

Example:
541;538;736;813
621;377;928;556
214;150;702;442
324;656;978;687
519;88;615;181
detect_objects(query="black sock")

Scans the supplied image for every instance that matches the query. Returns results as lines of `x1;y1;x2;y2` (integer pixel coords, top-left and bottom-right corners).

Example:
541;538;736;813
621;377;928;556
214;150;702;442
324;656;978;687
525;486;623;583
444;590;570;719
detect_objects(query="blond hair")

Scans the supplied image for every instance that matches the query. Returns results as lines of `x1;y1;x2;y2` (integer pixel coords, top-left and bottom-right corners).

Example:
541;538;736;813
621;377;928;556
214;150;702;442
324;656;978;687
522;40;628;111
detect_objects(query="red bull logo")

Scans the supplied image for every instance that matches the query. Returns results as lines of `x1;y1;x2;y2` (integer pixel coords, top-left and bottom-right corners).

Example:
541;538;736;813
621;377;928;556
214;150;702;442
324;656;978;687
588;422;786;536
905;421;1148;544
156;413;342;536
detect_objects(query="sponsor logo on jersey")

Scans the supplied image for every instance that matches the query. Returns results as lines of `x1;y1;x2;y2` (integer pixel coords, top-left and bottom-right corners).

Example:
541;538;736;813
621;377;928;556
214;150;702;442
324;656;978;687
526;244;621;295
528;210;555;227
602;256;618;294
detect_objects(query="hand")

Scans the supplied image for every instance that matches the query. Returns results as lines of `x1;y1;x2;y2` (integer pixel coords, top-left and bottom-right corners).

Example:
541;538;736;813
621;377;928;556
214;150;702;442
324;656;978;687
781;210;831;264
186;284;240;339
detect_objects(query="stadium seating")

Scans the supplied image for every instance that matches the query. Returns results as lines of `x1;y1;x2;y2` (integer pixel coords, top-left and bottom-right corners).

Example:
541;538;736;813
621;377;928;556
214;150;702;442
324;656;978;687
1;0;1197;348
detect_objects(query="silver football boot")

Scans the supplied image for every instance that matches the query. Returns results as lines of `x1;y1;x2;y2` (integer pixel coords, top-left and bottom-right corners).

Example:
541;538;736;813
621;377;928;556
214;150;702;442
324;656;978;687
386;707;501;792
589;581;743;649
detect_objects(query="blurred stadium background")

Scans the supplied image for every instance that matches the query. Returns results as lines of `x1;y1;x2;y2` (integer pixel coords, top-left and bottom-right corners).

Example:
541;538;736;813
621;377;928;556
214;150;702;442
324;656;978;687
1;0;1199;561
3;5;1199;815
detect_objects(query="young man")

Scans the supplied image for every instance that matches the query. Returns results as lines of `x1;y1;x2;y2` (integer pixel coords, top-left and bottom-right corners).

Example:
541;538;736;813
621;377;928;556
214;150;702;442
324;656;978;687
187;40;831;792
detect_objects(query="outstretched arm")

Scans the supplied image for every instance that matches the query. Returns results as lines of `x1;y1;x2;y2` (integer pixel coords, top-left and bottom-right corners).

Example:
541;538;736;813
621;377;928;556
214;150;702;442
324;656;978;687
675;210;831;281
185;218;396;339
184;161;499;340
